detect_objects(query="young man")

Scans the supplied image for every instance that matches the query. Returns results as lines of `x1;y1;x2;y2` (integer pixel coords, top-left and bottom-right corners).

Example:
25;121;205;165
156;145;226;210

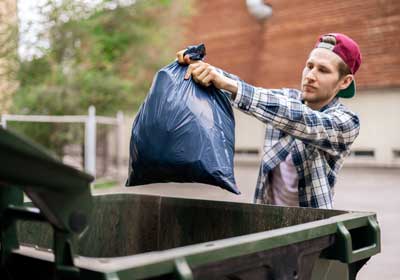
177;33;361;209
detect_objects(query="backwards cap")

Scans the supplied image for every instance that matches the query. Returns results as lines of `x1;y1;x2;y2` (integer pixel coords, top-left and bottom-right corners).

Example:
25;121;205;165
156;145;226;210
315;33;362;98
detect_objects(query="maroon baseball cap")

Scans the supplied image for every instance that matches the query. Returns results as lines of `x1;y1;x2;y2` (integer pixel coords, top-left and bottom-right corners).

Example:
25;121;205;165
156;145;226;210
315;33;362;98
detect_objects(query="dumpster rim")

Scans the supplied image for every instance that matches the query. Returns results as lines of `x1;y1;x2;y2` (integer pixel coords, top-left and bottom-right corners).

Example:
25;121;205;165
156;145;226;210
13;210;379;279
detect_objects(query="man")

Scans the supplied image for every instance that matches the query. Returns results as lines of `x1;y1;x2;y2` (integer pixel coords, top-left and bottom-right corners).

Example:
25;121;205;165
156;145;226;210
177;33;362;209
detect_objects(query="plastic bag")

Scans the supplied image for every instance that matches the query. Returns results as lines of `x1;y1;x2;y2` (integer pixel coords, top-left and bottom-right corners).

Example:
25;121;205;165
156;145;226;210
126;44;239;194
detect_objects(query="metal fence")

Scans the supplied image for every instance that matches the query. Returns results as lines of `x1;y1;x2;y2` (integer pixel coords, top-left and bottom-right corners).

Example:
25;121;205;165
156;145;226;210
1;106;125;180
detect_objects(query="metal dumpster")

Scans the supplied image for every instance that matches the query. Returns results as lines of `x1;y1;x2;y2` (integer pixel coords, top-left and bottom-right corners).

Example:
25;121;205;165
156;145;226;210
0;127;381;280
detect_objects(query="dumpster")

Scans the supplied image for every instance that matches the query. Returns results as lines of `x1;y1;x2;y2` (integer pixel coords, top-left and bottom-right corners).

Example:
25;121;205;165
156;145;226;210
0;127;380;280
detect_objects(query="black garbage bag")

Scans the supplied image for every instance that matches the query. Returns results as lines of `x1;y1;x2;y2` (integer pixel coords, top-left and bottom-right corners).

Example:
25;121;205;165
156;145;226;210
126;44;239;194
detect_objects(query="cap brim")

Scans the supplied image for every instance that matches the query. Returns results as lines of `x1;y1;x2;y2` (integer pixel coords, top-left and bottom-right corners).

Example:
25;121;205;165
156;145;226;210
337;80;355;98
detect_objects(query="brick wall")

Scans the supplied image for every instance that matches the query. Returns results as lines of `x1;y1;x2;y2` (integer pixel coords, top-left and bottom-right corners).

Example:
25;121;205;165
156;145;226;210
183;0;400;90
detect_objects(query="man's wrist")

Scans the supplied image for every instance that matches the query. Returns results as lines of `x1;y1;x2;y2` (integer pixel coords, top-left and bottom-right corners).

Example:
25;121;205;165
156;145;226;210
221;76;238;100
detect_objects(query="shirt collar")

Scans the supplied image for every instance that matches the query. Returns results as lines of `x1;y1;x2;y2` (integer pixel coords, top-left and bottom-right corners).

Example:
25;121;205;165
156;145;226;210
320;97;340;112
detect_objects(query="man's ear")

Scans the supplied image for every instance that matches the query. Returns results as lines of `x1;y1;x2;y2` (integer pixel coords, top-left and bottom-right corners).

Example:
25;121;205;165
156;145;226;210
339;74;354;90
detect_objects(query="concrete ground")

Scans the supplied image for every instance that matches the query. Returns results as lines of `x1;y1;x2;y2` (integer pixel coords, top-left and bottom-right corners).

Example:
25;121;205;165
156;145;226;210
333;167;400;280
97;165;400;279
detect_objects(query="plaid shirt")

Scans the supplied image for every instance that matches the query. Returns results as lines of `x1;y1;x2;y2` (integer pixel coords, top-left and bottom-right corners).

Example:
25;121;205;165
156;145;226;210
230;80;360;209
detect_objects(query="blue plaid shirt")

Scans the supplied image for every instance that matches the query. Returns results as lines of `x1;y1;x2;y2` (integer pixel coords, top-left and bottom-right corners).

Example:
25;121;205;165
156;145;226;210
230;80;360;209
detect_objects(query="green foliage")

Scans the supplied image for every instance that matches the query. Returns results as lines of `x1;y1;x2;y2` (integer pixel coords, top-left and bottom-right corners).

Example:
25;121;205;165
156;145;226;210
8;0;192;156
18;57;51;87
93;179;118;189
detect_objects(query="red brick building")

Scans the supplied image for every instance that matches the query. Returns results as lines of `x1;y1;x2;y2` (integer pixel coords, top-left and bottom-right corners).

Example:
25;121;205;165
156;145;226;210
183;0;400;166
184;0;400;90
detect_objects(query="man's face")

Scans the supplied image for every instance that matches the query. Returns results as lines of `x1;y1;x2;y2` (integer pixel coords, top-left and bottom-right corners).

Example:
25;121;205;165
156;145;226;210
301;48;344;109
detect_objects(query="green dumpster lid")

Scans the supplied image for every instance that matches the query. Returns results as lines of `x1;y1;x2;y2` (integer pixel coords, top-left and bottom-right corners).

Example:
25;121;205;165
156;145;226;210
0;127;93;233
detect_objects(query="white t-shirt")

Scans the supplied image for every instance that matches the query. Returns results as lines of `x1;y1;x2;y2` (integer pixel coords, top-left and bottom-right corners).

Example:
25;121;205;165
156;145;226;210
269;153;299;206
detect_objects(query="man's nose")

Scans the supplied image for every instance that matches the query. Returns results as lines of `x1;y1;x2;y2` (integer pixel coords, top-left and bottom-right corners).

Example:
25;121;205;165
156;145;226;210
305;68;316;81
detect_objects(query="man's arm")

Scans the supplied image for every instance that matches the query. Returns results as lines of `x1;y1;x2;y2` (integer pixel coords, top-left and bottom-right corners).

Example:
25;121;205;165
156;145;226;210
179;56;359;156
231;80;360;156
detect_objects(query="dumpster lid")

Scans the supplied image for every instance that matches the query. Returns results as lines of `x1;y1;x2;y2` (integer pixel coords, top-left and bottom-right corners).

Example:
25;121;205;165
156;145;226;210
0;127;93;232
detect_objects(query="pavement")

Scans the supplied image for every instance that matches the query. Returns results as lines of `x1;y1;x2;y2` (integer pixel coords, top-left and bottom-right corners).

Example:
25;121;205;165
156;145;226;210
96;165;400;279
333;167;400;280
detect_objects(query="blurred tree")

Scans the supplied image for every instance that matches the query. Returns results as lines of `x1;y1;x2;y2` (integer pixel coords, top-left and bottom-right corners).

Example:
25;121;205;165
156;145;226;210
7;0;192;156
0;0;19;114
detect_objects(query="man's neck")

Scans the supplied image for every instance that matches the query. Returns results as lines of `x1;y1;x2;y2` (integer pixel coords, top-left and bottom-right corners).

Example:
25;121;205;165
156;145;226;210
305;95;337;111
305;101;326;110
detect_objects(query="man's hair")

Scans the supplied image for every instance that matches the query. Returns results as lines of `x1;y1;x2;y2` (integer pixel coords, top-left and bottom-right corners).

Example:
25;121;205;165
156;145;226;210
321;35;351;78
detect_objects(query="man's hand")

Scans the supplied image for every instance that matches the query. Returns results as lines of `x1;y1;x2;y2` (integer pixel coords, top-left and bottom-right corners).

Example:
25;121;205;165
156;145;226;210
184;61;224;88
176;49;238;97
176;49;223;87
176;49;191;64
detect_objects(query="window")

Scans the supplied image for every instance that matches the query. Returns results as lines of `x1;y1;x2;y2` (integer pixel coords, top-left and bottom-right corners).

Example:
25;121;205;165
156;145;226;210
235;149;259;155
393;149;400;159
350;149;375;158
